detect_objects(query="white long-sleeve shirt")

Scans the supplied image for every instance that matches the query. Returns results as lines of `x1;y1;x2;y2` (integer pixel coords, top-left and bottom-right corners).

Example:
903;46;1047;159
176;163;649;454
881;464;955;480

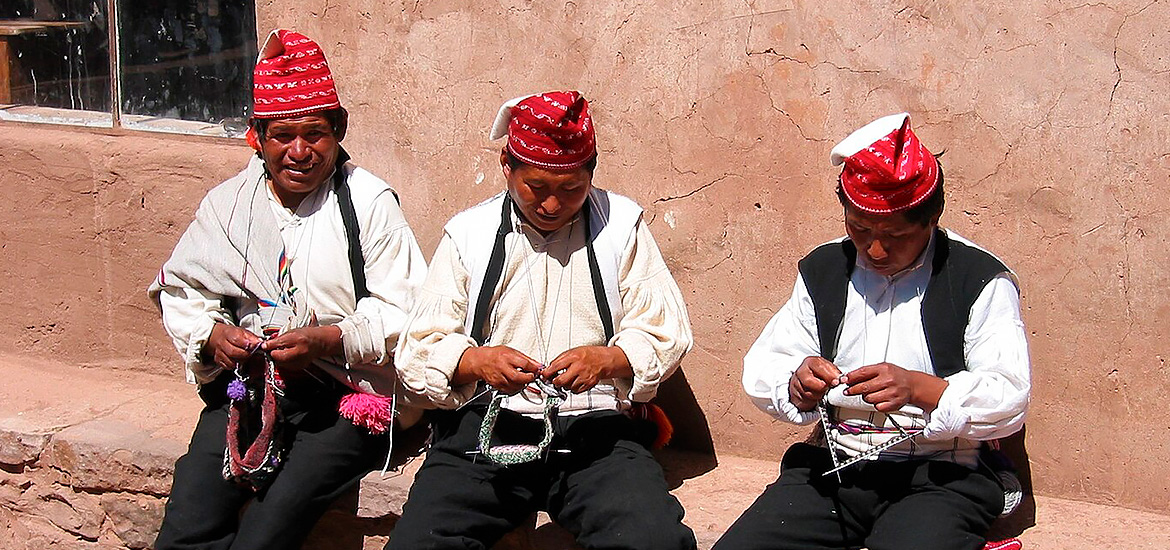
156;159;427;400
396;192;693;416
742;231;1030;467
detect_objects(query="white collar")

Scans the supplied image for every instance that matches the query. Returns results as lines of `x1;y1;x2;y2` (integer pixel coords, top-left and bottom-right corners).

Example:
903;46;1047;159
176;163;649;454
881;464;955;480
509;205;582;248
856;230;937;281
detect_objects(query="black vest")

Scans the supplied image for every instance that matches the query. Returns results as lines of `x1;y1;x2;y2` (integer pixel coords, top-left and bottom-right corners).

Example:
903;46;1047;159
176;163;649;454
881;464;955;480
797;230;1009;378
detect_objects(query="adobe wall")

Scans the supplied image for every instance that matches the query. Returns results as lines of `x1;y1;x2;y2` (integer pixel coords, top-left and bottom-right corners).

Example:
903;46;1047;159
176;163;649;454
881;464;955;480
2;0;1166;515
0;128;245;374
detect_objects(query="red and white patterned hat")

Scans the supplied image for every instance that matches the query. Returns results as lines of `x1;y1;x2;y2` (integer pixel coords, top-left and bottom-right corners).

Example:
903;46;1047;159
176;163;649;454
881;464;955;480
490;91;596;170
251;29;341;119
830;113;939;214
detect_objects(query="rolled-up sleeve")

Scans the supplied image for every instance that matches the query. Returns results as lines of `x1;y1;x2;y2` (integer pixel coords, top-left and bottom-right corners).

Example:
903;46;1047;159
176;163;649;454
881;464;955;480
610;221;694;402
335;189;428;367
395;235;479;408
923;274;1031;441
156;285;232;385
742;274;822;425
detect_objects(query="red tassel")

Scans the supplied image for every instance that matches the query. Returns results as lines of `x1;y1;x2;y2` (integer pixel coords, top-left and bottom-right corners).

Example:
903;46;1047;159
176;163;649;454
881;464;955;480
338;392;394;435
246;126;262;152
629;403;673;449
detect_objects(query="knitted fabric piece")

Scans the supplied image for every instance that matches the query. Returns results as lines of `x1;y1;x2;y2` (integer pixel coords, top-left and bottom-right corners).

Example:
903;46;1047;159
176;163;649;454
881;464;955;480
984;538;1023;550
997;469;1024;517
222;358;285;491
506;91;596;170
834;113;939;214
252;29;340;119
478;392;561;465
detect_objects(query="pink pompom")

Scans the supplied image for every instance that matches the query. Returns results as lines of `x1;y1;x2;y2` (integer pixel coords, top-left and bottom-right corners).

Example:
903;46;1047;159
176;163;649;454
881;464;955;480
338;392;394;435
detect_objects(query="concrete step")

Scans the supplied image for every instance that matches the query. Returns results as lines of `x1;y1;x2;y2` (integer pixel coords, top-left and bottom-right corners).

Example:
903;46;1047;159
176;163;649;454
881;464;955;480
2;353;1168;549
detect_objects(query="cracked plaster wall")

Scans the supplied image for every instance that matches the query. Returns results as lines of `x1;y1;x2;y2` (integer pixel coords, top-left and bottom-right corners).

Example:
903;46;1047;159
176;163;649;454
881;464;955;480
1;0;1167;515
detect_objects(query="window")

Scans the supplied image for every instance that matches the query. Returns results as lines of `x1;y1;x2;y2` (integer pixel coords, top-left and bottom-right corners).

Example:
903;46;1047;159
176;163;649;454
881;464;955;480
0;1;256;137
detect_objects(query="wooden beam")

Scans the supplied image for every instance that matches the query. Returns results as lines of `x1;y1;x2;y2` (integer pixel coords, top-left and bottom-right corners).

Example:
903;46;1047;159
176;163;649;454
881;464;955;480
0;37;11;104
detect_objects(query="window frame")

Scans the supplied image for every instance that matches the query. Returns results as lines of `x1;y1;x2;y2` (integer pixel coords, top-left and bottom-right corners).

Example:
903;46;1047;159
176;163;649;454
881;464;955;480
0;0;255;139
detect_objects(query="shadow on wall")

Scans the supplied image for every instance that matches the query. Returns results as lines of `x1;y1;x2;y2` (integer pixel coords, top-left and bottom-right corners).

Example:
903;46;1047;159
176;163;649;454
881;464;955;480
653;366;719;488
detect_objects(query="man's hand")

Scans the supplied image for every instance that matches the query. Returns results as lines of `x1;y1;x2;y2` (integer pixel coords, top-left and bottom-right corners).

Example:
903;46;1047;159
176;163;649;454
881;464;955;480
789;356;844;412
204;323;263;375
453;346;543;395
262;325;342;374
842;362;948;413
542;346;633;394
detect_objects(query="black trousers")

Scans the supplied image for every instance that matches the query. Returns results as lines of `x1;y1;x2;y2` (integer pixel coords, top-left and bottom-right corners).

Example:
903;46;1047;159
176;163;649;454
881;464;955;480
713;443;1004;550
384;405;696;550
155;375;388;550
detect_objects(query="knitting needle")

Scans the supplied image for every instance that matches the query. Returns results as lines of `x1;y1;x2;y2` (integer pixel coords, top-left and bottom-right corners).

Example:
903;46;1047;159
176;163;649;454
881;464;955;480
822;430;917;477
883;412;920;451
818;399;844;482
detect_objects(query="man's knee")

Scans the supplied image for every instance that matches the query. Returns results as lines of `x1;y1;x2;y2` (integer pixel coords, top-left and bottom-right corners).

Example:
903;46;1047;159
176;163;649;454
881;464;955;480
577;517;696;550
561;482;694;550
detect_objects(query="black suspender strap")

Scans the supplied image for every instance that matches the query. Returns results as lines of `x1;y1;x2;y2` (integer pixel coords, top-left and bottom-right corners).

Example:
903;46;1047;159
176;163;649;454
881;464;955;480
469;195;615;346
583;204;615;341
470;196;514;345
332;148;370;302
920;230;1008;378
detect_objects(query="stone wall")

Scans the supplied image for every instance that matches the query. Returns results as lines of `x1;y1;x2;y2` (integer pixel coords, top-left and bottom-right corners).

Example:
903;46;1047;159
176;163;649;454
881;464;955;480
0;356;194;549
0;423;171;549
2;0;1168;515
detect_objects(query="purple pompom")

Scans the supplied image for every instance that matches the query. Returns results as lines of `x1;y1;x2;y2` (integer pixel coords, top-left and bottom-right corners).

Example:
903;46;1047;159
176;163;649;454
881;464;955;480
227;379;248;402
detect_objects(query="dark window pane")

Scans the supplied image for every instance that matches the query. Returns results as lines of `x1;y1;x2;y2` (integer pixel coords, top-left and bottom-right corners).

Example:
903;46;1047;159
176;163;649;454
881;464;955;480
117;0;256;125
0;1;111;113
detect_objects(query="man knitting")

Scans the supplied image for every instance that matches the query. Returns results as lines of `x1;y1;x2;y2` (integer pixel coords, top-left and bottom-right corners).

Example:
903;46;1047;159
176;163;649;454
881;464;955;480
148;29;426;549
715;113;1031;550
388;91;697;550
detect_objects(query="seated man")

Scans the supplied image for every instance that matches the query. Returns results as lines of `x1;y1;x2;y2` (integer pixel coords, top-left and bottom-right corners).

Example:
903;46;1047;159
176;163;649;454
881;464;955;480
148;29;426;550
716;113;1030;550
389;91;697;550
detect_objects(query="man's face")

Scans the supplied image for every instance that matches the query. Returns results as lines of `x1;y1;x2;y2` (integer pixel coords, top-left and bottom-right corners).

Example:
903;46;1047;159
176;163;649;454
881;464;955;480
843;203;938;277
501;152;593;233
260;114;342;207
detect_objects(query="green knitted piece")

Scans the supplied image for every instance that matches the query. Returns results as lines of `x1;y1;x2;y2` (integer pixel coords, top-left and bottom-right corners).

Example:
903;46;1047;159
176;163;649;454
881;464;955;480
478;392;562;465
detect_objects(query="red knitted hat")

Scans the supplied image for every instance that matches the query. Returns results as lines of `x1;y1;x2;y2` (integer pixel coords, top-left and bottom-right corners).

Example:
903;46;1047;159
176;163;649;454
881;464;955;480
830;113;939;215
490;91;596;170
251;29;341;119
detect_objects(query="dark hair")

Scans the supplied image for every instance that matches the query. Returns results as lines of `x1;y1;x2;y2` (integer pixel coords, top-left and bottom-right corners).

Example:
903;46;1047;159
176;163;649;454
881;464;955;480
503;147;598;173
836;158;946;226
250;108;347;139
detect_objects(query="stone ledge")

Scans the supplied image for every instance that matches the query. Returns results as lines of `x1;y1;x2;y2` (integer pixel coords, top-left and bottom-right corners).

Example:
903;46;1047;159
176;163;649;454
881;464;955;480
0;418;52;466
0;355;197;550
3;353;1170;550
